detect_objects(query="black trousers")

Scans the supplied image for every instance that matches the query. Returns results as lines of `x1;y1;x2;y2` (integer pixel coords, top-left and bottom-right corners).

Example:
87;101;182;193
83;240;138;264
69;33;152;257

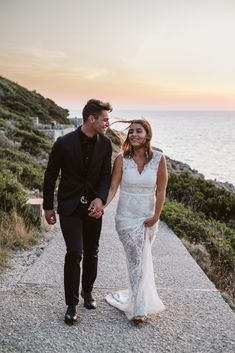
59;204;102;306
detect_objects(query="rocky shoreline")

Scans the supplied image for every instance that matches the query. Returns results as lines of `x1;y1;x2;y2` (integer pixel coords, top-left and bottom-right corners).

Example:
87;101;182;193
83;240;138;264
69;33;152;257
165;153;235;193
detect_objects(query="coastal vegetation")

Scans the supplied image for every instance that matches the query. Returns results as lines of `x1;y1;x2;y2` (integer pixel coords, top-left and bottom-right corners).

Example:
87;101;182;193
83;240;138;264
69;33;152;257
163;172;235;308
0;76;69;269
161;199;235;305
167;172;235;226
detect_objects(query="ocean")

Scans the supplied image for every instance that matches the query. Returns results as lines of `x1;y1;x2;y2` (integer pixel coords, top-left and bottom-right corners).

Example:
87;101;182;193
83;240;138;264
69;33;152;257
69;110;235;186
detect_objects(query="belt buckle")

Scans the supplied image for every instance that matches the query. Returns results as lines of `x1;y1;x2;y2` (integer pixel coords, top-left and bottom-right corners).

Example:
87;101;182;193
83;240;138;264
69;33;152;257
80;195;89;204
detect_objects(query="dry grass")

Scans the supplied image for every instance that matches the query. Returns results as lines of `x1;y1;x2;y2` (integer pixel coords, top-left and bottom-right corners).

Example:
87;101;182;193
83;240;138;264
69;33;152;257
0;211;40;270
182;239;212;276
0;248;10;269
182;238;235;310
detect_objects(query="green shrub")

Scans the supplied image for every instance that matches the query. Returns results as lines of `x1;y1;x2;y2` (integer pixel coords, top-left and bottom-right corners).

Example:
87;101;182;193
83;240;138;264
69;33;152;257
0;146;35;164
167;172;235;225
162;200;235;299
0;169;39;227
0;105;26;124
0;117;6;129
0;159;44;190
0;169;26;212
15;129;51;155
4;97;32;115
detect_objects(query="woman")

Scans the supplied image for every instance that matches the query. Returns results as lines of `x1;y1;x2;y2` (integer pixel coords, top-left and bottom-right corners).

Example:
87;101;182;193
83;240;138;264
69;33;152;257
105;119;168;324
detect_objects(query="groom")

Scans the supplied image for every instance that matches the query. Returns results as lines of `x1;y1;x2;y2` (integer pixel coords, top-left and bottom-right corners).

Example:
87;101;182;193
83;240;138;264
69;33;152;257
43;99;112;324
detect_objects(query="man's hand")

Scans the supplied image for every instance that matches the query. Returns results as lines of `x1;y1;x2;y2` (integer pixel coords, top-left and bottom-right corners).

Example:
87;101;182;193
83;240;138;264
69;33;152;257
44;209;57;225
88;198;104;219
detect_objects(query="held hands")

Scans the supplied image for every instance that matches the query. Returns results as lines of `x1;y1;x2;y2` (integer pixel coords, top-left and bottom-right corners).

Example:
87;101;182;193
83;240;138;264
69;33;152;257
44;209;57;225
144;216;159;228
88;198;104;219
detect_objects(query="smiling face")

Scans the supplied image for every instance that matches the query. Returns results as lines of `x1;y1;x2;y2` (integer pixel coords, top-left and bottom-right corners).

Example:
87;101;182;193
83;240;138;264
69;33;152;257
128;123;147;147
91;110;110;135
122;119;153;160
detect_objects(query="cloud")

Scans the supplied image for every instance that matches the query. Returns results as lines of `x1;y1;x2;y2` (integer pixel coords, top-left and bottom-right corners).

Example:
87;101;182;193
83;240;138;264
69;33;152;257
27;47;67;61
85;69;110;81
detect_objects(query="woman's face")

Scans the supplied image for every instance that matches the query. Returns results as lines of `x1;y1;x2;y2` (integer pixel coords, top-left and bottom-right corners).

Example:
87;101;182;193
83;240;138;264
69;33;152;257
128;123;147;147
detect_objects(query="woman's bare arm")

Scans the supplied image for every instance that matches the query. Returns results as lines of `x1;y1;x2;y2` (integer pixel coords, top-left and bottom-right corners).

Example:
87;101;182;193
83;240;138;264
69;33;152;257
144;154;168;227
105;154;123;207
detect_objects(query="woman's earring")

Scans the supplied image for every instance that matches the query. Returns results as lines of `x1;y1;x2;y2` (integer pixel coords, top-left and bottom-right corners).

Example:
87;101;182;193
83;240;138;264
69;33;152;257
145;146;148;159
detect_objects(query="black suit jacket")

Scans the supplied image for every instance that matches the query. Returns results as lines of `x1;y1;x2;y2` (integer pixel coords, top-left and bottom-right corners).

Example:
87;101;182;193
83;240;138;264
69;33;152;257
43;127;112;216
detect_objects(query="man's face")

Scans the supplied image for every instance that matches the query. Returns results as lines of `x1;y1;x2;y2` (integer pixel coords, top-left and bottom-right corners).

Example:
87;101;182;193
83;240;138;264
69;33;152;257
92;110;110;135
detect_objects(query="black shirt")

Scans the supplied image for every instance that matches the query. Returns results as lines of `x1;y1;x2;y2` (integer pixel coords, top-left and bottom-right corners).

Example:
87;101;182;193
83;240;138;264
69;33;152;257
79;127;97;177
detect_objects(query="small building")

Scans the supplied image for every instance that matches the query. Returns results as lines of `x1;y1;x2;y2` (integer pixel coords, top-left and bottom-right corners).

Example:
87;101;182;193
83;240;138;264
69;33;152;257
27;198;43;218
31;116;76;141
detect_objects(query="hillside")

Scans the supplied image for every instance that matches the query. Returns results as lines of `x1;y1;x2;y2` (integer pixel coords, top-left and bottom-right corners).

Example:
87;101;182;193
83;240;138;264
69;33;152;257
0;76;69;124
0;76;71;268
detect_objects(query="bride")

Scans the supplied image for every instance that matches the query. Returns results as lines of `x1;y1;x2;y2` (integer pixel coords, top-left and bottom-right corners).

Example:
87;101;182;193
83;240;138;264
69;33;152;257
105;119;168;324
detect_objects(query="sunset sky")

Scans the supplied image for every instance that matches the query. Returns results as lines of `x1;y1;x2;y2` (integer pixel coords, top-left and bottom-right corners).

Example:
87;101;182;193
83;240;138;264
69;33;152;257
1;0;235;110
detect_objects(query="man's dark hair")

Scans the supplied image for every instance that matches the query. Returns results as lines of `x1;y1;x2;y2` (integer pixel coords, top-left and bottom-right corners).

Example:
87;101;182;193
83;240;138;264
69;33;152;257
82;99;113;122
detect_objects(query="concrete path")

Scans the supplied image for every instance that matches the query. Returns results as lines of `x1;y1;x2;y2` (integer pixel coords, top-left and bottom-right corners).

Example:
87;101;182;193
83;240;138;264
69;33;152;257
1;197;235;353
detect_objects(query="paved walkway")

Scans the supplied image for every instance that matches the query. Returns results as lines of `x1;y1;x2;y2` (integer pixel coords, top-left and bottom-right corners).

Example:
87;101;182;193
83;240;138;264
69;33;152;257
1;197;235;353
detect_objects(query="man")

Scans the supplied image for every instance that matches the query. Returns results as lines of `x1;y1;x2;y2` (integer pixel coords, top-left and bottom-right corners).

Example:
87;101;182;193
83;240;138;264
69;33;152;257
43;99;112;324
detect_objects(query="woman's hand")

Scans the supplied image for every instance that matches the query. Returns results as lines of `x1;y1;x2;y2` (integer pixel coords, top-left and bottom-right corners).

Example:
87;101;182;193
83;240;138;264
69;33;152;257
88;198;104;219
144;216;159;227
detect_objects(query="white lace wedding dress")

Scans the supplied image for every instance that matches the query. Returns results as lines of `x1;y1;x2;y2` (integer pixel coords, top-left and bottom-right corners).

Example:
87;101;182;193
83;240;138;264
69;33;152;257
106;150;165;320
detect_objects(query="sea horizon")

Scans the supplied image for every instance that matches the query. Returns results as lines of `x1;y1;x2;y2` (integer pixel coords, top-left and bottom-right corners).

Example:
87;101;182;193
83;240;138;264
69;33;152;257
69;109;235;186
69;109;235;113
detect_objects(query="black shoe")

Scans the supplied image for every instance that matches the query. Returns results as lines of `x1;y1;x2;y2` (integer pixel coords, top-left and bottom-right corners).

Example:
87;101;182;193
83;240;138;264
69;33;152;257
64;305;79;324
81;290;97;309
